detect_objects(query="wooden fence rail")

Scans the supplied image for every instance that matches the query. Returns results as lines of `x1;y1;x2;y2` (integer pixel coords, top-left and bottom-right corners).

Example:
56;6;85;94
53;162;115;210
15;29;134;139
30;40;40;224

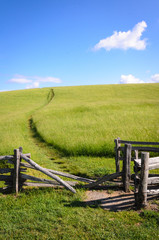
114;138;159;172
0;147;97;195
20;153;76;193
0;155;14;161
0;147;124;194
1;144;159;206
114;138;159;192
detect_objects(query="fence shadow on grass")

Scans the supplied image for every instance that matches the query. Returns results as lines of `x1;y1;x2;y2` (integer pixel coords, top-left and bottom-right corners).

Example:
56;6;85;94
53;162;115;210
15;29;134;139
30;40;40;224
65;193;135;211
65;192;159;212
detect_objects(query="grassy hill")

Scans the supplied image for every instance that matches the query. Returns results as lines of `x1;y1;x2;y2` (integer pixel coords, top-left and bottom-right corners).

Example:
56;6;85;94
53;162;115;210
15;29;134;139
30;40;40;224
32;83;159;157
0;88;64;175
0;88;47;155
0;84;159;239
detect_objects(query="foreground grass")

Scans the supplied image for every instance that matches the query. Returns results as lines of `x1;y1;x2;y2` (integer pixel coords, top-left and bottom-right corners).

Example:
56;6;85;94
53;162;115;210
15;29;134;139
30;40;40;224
33;84;159;157
0;188;159;240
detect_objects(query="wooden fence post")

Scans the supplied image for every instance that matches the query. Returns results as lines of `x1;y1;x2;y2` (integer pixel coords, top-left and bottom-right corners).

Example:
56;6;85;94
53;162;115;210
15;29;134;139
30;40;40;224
19;147;23;189
19;147;23;154
123;144;132;192
115;137;120;172
138;152;149;208
134;150;138;160
13;149;20;196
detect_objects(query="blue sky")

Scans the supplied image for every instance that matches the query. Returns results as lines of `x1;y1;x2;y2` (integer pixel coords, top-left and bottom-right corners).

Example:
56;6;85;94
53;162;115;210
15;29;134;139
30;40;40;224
0;0;159;91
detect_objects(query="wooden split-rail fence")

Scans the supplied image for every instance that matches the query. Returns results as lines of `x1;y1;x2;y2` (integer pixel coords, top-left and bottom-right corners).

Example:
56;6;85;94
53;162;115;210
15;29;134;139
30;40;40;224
114;138;159;192
0;147;123;195
0;147;98;195
1;142;159;209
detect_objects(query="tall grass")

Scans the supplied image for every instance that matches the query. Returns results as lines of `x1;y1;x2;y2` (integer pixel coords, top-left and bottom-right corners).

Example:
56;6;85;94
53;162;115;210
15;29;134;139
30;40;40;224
32;84;159;157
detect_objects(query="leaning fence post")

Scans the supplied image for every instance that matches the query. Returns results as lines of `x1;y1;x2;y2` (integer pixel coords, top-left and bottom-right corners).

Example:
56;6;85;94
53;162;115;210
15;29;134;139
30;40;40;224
123;144;132;192
115;137;120;172
13;148;20;196
138;152;149;208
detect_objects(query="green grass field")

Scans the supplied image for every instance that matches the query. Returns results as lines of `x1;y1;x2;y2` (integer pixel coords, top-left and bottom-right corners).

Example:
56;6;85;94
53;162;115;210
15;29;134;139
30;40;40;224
0;84;159;239
33;84;159;157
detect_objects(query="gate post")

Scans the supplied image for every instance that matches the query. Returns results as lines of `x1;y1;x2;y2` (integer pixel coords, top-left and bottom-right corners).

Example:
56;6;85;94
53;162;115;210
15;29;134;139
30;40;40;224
13;149;20;196
115;137;121;172
138;152;149;208
123;144;132;192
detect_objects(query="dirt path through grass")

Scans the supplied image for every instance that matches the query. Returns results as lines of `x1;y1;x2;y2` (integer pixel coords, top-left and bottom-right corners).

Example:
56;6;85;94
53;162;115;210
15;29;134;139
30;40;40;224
27;89;71;173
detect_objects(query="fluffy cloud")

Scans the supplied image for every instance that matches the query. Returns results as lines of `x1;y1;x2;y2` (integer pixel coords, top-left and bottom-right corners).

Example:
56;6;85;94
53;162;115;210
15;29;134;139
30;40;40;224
34;76;61;83
9;75;61;89
26;81;40;89
93;21;147;51
119;73;159;84
120;74;145;84
150;74;159;83
10;77;32;84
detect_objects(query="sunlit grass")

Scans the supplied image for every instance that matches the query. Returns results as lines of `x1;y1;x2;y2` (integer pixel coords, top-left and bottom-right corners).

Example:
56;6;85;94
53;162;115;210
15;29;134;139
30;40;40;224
0;88;63;173
0;188;159;240
33;84;159;157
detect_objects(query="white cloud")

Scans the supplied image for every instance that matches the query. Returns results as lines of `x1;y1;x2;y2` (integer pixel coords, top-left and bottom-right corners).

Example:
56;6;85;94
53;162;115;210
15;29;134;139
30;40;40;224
33;76;61;83
149;74;159;83
26;81;40;89
93;21;147;51
120;74;145;84
10;77;32;84
9;74;62;89
119;73;159;84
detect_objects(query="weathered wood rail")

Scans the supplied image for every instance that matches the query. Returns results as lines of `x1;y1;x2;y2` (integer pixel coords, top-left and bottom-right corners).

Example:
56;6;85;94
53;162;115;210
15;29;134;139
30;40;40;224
114;138;159;173
1;144;158;208
0;148;31;193
0;147;96;195
114;138;159;192
134;153;159;208
0;147;124;195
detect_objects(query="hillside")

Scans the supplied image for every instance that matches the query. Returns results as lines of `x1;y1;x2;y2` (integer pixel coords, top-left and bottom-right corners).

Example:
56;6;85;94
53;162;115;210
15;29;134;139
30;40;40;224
32;83;159;157
0;84;159;239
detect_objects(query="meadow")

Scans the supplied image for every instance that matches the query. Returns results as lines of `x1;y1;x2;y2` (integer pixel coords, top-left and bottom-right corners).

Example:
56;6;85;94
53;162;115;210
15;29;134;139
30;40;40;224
33;84;159;157
0;84;159;239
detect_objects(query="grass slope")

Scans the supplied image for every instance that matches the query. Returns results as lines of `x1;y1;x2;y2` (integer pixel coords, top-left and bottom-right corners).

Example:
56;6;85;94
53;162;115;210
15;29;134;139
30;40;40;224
0;88;64;175
0;88;47;155
33;84;159;157
0;85;159;239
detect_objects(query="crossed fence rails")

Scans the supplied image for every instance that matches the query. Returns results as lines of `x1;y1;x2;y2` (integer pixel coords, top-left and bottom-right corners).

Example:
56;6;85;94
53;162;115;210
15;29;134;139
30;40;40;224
1;139;159;209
